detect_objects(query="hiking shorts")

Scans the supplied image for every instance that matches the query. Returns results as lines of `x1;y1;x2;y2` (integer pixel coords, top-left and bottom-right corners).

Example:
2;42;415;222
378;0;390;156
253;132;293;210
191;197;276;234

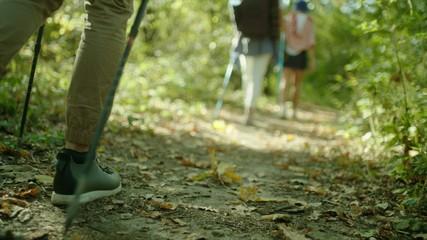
283;51;307;70
0;0;133;145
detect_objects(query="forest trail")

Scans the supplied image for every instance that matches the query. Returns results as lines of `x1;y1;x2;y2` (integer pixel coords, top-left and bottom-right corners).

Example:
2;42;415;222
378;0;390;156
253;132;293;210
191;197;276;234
1;104;425;240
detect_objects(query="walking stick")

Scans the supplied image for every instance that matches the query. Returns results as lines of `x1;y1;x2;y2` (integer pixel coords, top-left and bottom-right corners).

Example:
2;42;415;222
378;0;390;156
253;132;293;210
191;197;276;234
64;0;150;231
17;25;45;148
213;33;241;120
277;31;285;103
213;52;238;119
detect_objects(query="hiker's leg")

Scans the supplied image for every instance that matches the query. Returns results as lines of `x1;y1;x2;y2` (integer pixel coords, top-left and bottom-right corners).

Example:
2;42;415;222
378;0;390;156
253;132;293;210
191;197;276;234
0;0;63;75
52;0;133;205
290;51;307;116
284;68;295;103
279;70;286;103
249;54;271;108
240;53;258;124
278;67;294;118
281;67;293;104
242;55;255;117
242;54;270;124
292;69;305;110
239;54;248;92
65;0;133;150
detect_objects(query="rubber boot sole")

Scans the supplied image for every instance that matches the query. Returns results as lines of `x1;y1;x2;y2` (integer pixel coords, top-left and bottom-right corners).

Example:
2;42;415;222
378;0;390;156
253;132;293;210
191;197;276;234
51;184;122;205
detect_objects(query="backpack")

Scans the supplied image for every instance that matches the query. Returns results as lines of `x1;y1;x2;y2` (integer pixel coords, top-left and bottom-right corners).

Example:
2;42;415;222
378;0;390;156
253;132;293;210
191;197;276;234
232;0;279;39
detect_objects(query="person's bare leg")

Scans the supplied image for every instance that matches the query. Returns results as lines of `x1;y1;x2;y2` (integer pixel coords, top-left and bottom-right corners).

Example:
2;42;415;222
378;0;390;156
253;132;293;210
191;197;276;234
292;69;305;118
278;67;294;118
282;68;293;104
279;72;286;104
65;142;89;152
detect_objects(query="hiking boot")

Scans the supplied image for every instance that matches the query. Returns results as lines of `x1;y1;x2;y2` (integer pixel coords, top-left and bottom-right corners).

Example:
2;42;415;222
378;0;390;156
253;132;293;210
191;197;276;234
51;149;122;205
278;101;293;119
277;104;287;119
292;109;298;120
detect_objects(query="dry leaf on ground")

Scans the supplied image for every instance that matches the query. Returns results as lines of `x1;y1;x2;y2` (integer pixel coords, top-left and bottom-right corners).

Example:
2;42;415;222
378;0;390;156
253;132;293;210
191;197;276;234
216;162;242;184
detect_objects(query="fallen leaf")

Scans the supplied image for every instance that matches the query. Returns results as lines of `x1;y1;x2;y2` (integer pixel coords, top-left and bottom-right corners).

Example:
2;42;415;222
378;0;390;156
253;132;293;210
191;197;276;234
256;196;308;206
1;202;24;218
18;150;31;158
304;185;327;196
181;203;220;213
141;210;162;219
375;202;389;210
0;146;31;158
0;165;35;183
170;217;187;226
18;187;40;198
212;120;227;132
103;205;115;211
286;134;295;141
34;175;53;185
180;160;197;167
359;229;378;238
278;162;289;170
112;199;125;205
310;170;319;179
1;197;30;208
288;165;307;173
70;232;85;240
139;226;150;232
158;202;178;210
261;213;291;222
277;224;310;240
309;210;321;221
231;205;256;215
349;203;363;219
238;186;258;202
216;162;242;184
308;202;322;208
321;209;338;217
18;208;32;222
394;218;424;232
189;171;213;181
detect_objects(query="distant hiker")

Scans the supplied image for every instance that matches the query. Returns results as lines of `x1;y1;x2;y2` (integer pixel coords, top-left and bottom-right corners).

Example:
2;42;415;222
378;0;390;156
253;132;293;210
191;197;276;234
278;0;316;120
0;0;133;205
229;0;280;125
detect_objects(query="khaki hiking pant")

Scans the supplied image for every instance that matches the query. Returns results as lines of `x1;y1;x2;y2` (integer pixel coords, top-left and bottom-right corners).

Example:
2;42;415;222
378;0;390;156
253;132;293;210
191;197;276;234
0;0;133;145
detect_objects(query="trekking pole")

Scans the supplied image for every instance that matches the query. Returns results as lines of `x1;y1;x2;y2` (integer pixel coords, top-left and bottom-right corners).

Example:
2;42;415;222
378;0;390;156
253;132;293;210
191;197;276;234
276;31;285;103
213;52;238;119
64;0;150;232
213;33;241;120
17;25;45;149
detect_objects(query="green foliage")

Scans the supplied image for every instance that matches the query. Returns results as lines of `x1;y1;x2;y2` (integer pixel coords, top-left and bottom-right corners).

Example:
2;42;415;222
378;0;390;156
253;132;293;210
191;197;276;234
124;0;233;105
338;0;427;198
1;0;233;145
300;1;361;108
0;4;80;146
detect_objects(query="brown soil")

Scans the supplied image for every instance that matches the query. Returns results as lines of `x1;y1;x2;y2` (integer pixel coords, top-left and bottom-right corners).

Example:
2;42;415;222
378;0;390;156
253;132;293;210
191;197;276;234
1;105;425;240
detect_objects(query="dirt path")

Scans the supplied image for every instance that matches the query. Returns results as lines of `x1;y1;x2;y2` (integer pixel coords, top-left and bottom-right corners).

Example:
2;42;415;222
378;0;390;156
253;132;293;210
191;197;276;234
1;105;425;240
